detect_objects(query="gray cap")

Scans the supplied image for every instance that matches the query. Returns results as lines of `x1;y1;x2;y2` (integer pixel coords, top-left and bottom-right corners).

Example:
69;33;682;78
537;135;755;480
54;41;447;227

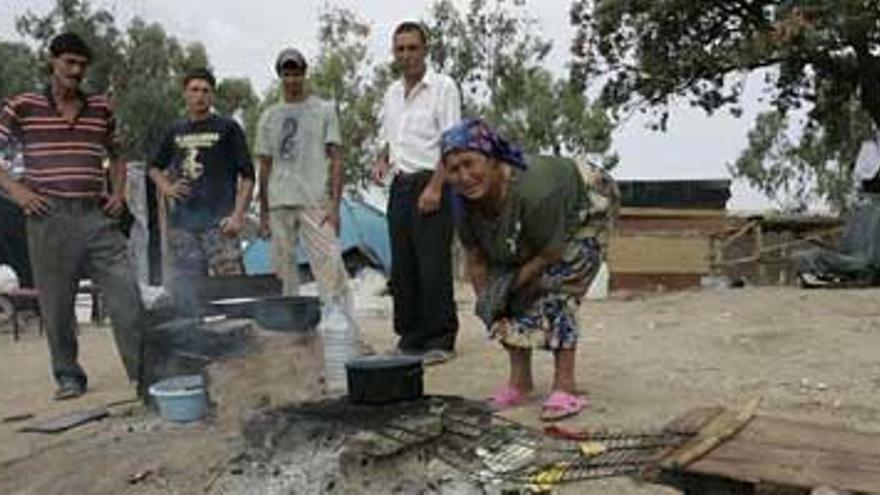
275;48;307;74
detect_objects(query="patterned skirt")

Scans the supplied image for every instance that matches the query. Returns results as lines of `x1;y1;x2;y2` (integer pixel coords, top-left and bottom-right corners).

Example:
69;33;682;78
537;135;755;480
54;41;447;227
490;235;601;350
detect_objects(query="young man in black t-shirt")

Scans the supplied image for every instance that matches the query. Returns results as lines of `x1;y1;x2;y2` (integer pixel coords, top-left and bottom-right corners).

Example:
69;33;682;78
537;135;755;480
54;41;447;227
149;68;255;314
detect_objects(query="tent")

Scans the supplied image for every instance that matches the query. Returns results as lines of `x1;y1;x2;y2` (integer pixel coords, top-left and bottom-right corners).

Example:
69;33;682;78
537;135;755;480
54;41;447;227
243;194;391;276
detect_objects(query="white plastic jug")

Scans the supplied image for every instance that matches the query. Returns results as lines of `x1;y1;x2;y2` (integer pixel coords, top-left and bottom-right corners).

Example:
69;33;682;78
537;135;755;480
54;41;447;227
321;297;358;394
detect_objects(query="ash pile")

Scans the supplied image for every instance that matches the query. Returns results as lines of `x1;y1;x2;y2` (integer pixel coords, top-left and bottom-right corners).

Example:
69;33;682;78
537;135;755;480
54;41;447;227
205;396;691;494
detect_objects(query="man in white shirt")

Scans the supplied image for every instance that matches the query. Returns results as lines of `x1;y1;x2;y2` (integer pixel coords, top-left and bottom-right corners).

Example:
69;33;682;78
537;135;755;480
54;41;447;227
372;21;461;364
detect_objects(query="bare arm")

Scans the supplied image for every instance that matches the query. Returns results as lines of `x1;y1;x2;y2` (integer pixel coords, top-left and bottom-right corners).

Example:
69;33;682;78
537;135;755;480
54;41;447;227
377;143;389;165
102;158;128;215
0;166;49;216
147;166;172;193
417;77;460;213
417;159;448;214
217;174;254;238
107;159;126;198
513;247;564;291
147;166;190;204
466;248;488;295
371;143;392;185
257;156;272;217
426;164;446;195
232;177;254;220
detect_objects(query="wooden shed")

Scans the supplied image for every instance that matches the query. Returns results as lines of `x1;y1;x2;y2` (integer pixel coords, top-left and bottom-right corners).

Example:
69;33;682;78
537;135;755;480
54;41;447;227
609;179;730;291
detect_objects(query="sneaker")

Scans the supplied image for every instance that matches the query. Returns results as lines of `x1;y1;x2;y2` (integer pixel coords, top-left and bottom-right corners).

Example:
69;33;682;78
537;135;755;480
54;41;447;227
54;378;86;401
422;349;455;366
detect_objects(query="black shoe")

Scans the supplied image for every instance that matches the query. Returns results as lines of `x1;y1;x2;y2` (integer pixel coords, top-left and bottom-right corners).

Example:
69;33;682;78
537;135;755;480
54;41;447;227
422;349;455;366
54;378;86;401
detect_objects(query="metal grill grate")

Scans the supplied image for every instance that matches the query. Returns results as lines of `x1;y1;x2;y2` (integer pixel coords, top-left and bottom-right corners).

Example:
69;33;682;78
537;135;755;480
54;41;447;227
265;395;692;486
370;397;692;485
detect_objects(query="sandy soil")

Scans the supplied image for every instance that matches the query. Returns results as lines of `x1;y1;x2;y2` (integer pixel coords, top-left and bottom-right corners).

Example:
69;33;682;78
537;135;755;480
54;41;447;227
2;286;880;494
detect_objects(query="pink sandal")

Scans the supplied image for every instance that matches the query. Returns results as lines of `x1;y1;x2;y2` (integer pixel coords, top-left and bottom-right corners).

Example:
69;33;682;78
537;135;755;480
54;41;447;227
487;385;530;411
540;391;588;421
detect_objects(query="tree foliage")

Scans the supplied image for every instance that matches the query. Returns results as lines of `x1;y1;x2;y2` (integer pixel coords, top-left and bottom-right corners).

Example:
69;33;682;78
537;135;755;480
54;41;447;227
16;0;123;94
308;8;393;186
10;0;255;162
5;0;618;187
0;42;39;100
572;0;880;210
429;0;614;164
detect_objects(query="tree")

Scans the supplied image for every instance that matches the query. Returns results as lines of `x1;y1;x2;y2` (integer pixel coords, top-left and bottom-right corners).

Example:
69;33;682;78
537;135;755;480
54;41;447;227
215;78;257;118
112;19;188;162
572;0;880;210
428;0;614;164
308;8;393;186
12;0;227;161
215;77;260;147
305;1;617;190
16;0;123;94
0;42;39;100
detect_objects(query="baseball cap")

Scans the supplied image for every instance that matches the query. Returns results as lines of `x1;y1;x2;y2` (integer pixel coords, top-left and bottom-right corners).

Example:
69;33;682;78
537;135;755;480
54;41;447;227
275;48;308;74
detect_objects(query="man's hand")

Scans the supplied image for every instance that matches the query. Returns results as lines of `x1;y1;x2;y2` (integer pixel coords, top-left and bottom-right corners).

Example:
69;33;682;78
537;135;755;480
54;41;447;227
102;193;127;217
417;184;442;215
161;179;190;200
9;184;50;216
321;205;341;236
259;211;271;238
219;213;245;238
371;160;392;186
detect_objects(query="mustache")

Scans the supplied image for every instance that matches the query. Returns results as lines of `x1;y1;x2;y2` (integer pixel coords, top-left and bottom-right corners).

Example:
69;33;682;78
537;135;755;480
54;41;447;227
60;74;83;83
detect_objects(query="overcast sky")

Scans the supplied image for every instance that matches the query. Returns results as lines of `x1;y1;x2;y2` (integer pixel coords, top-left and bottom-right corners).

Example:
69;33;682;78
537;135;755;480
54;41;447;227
0;0;774;209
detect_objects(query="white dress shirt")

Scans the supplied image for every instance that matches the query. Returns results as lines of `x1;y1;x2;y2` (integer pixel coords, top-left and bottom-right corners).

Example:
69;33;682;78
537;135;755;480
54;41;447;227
379;69;461;174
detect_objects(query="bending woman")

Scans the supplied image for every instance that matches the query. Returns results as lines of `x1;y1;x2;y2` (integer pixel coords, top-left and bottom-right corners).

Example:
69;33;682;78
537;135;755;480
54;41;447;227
440;118;617;421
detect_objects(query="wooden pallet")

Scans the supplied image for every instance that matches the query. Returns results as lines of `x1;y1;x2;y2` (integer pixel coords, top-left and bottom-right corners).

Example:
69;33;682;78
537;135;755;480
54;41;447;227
658;406;880;494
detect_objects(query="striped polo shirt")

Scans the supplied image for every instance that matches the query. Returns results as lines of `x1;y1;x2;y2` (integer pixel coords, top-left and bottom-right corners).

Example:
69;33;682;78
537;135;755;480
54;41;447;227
0;89;119;198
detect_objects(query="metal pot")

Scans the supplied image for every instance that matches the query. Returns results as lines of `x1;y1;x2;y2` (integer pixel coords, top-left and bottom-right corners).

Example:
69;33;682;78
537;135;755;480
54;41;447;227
252;296;321;332
207;297;259;319
345;355;424;404
198;274;282;302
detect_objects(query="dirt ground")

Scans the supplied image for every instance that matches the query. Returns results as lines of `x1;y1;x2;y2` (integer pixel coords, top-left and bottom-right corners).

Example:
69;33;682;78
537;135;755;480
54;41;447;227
2;286;880;494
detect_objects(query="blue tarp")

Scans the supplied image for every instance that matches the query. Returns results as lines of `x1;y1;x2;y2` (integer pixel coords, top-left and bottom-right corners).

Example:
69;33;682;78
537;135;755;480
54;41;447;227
244;195;391;275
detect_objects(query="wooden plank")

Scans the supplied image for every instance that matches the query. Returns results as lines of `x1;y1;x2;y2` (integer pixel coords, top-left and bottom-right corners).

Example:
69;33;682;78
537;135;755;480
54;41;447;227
683;416;880;493
609;235;711;274
739;416;880;460
663;407;726;436
610;273;703;291
662;397;761;469
619;207;728;218
20;408;109;434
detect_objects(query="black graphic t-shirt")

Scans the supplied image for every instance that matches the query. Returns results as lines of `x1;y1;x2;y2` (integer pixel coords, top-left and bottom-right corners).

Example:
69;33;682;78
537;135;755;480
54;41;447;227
151;114;255;230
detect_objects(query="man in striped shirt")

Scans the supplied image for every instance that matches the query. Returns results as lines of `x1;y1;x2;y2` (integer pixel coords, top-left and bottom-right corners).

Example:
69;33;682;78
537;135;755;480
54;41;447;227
0;33;145;400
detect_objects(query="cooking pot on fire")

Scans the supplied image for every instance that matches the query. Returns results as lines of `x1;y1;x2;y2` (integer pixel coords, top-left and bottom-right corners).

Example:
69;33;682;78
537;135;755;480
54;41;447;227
345;355;424;404
208;296;321;332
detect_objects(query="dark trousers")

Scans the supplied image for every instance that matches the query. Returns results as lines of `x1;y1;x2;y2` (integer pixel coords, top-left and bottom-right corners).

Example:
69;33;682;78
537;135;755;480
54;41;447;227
388;171;458;352
27;198;144;387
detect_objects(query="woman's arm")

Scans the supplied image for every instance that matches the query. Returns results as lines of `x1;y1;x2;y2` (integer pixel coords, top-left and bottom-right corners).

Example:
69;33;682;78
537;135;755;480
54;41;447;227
513;247;563;291
465;248;489;295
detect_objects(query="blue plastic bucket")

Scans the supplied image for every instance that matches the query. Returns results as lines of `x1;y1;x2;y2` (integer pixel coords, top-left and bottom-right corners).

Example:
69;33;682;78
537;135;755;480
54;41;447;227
148;375;208;423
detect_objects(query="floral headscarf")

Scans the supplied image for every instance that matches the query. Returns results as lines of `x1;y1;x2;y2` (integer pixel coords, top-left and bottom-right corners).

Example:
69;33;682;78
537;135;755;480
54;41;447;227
440;118;527;170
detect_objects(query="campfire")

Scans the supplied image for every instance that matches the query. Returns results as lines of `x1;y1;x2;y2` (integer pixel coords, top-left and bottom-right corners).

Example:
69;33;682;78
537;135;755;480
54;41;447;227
203;396;692;494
